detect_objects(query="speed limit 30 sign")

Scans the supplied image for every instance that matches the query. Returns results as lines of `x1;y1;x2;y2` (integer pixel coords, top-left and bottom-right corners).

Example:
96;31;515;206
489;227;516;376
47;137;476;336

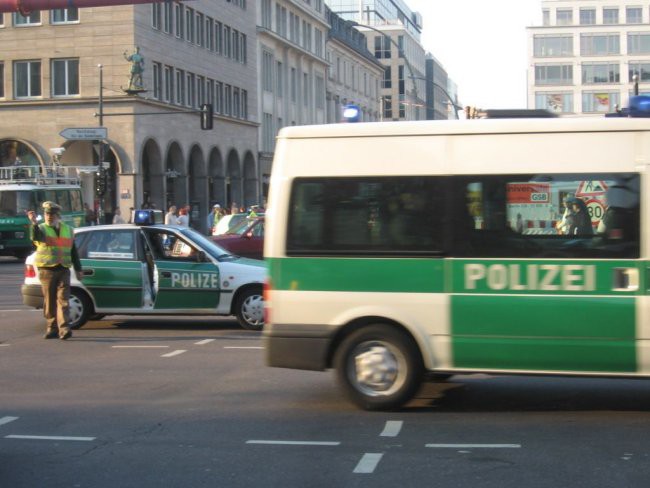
585;198;605;225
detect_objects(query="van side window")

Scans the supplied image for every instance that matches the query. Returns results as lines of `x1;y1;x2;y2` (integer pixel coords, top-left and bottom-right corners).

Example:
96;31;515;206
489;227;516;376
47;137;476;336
452;173;640;259
287;177;446;257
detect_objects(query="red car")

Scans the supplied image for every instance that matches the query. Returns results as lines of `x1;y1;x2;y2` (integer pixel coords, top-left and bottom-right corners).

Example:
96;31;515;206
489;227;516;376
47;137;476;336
211;217;264;260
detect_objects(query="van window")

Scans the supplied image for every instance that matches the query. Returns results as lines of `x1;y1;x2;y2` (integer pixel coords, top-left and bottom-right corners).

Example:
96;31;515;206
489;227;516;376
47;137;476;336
70;189;83;212
287;177;446;256
452;173;640;259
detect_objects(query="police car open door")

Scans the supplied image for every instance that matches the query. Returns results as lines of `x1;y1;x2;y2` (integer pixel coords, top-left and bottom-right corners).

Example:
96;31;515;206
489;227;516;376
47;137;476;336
142;228;220;310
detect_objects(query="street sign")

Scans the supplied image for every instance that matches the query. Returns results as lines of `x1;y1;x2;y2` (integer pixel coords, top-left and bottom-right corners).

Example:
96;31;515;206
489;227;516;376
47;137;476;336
59;127;108;140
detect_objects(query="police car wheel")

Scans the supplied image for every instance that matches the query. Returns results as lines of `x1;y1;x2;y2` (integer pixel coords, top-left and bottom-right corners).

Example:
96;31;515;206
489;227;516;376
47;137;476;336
235;288;264;331
69;289;91;330
334;324;423;411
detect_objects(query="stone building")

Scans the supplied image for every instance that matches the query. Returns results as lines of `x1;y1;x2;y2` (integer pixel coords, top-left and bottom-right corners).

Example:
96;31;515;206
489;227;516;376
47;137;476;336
0;1;259;231
326;8;383;123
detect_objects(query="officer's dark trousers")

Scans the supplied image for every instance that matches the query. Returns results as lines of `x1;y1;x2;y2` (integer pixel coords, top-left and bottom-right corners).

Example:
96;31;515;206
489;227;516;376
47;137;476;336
38;266;71;335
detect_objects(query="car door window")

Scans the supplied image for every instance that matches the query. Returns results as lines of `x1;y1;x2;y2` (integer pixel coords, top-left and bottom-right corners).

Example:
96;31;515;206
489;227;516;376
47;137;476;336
146;229;200;261
80;230;136;260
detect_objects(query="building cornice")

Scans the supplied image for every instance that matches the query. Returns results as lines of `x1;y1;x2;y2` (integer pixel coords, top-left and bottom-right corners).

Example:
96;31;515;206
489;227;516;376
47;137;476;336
257;26;329;67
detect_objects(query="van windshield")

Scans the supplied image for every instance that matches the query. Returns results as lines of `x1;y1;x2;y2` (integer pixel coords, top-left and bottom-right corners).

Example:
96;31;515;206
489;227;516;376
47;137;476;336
0;191;36;217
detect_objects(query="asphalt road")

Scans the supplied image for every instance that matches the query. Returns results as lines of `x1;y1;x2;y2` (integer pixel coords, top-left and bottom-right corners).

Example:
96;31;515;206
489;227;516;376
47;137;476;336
2;258;650;487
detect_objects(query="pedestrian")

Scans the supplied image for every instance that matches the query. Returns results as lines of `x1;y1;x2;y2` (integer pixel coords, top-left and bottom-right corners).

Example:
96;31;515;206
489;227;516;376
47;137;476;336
28;201;83;340
84;202;96;226
566;197;593;236
207;204;224;234
112;207;126;224
164;205;177;225
177;207;189;227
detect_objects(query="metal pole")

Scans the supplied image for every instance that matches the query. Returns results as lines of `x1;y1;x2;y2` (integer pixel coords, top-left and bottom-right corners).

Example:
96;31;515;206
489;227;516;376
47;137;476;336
97;64;105;224
98;64;103;126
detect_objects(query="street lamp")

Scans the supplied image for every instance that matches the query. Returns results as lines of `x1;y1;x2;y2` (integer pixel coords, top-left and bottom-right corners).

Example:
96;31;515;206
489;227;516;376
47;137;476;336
347;20;421;118
412;76;463;119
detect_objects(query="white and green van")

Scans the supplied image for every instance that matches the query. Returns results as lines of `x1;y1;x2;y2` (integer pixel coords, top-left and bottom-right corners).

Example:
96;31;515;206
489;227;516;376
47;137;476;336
0;165;85;259
264;117;646;410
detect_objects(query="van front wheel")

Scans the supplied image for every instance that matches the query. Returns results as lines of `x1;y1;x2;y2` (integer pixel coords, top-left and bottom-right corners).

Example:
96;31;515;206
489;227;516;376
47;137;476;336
334;324;423;411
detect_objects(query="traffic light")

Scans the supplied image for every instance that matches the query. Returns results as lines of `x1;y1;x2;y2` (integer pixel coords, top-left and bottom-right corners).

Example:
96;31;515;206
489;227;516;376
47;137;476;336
201;103;213;130
95;169;107;196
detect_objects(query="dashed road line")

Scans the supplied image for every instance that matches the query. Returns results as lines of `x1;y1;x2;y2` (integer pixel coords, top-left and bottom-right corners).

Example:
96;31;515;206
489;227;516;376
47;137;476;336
161;349;187;358
6;435;95;442
354;453;384;474
194;339;215;345
0;416;18;427
246;440;340;446
425;443;521;449
380;420;403;437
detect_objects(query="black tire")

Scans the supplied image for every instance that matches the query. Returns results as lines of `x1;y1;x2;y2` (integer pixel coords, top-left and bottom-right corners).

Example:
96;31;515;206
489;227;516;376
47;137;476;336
68;289;91;330
334;324;423;411
235;287;264;331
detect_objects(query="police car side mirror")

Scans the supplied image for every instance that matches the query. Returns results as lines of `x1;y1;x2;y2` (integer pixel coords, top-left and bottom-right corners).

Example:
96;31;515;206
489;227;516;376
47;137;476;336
196;250;206;262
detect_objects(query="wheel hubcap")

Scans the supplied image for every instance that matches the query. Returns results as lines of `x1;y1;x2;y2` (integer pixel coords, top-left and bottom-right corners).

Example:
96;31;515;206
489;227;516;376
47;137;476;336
351;341;406;397
242;294;263;326
68;295;83;325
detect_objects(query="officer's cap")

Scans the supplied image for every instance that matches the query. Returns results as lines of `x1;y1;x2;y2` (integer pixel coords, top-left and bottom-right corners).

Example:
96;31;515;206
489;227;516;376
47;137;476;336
213;204;221;208
42;201;61;213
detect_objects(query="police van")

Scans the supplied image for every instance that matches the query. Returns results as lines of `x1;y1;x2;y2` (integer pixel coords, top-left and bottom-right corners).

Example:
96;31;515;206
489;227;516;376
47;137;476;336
22;210;266;330
264;117;646;410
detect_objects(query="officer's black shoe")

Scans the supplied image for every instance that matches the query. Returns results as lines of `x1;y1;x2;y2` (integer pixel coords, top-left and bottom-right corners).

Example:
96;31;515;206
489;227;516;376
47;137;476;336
59;330;72;340
43;331;58;339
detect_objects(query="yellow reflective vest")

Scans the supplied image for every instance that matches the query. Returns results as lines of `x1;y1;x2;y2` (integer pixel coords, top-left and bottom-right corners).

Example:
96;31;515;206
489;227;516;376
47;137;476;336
33;223;74;268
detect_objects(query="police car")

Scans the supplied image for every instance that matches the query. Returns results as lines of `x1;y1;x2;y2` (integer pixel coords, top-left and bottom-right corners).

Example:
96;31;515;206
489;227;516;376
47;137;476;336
21;210;266;331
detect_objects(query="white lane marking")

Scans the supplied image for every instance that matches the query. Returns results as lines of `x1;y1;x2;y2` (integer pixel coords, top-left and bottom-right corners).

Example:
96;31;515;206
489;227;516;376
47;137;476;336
380;421;403;437
246;440;340;446
0;344;10;347
0;309;39;312
426;444;521;449
224;346;263;350
195;339;215;345
0;416;19;427
112;345;169;348
6;435;95;441
354;453;384;474
161;349;186;358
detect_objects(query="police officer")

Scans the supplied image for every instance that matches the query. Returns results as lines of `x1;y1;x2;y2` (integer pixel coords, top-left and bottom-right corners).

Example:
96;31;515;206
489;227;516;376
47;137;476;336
28;202;83;340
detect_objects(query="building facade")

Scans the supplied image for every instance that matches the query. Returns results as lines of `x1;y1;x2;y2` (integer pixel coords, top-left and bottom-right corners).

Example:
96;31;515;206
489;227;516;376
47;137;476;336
0;1;259;232
256;0;329;196
425;54;460;120
528;0;650;115
327;0;426;121
326;8;383;123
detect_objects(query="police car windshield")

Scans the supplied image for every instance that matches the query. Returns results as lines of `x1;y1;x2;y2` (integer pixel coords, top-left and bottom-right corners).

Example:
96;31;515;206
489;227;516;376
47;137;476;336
178;227;237;261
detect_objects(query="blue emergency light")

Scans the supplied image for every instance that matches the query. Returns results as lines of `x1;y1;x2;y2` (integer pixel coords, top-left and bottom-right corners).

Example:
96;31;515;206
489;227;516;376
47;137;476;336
133;209;163;225
342;104;361;122
606;95;650;117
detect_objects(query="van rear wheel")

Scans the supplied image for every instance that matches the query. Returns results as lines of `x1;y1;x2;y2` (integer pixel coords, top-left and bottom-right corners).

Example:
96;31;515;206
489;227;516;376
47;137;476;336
334;324;423;411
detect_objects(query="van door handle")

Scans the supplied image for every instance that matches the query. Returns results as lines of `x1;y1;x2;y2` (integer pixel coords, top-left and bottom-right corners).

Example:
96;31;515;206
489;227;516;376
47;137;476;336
161;271;172;278
613;268;639;291
82;269;94;277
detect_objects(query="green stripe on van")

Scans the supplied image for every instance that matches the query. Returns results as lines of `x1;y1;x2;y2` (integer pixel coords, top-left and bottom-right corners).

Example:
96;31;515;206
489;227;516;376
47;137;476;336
267;257;445;293
451;295;636;372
